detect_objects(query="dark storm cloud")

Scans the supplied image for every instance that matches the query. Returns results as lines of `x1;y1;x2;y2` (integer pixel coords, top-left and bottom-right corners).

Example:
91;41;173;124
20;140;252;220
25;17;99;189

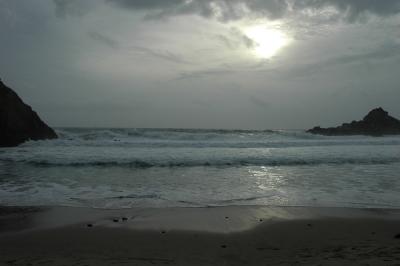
294;0;400;21
105;0;185;10
52;0;400;22
106;0;288;21
105;0;400;21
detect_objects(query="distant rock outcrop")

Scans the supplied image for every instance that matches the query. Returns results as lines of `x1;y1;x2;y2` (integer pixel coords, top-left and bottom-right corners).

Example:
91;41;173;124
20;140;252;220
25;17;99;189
0;79;57;147
307;108;400;136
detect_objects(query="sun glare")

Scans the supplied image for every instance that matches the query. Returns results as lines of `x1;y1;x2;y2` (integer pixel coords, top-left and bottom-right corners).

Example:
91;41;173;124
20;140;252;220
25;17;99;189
244;26;290;59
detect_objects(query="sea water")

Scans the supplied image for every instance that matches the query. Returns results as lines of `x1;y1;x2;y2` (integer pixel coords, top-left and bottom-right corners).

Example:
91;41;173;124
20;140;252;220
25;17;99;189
1;128;400;209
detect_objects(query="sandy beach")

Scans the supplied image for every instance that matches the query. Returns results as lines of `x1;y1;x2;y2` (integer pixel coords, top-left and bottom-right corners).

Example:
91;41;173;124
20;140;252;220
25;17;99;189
1;206;400;265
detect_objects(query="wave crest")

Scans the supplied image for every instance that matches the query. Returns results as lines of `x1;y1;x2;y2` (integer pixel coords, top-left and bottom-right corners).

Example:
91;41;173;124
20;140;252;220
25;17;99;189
4;157;399;168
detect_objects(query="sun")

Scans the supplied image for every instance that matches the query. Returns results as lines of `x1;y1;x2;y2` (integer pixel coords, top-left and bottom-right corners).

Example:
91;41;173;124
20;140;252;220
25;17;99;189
244;26;290;59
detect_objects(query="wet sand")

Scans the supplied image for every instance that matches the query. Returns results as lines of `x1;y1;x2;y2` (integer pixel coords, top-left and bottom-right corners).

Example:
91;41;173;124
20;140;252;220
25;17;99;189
1;206;400;265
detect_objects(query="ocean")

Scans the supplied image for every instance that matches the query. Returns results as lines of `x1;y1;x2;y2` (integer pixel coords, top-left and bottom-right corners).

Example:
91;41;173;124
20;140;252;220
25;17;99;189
1;128;400;209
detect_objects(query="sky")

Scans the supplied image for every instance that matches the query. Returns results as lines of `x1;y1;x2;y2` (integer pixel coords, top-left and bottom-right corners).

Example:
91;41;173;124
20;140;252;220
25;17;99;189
1;0;400;129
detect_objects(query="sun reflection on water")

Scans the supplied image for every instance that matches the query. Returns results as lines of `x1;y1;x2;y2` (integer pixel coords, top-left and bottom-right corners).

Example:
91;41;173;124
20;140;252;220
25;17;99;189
248;166;286;191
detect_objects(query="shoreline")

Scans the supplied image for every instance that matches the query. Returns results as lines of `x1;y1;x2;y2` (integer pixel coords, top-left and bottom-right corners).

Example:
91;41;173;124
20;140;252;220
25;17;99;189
2;205;400;265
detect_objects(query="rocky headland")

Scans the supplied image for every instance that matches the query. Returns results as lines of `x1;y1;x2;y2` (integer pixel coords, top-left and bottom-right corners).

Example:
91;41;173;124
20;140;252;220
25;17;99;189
307;107;400;136
0;79;57;147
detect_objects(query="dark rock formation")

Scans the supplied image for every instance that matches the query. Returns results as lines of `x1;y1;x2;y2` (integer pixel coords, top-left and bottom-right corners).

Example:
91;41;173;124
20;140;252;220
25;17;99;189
307;107;400;136
0;79;57;147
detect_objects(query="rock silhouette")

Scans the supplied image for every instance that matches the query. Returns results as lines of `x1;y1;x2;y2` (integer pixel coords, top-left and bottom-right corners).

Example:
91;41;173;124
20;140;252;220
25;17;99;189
307;108;400;136
0;79;57;147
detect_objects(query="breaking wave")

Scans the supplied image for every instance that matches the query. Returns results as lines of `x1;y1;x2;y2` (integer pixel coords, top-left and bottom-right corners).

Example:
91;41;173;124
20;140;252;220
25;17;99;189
2;154;400;168
1;128;400;168
18;127;400;148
